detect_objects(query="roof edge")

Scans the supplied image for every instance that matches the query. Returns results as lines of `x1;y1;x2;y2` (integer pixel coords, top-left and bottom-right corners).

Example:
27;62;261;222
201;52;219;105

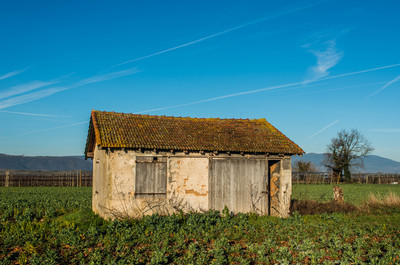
91;110;101;146
84;110;102;159
91;109;271;122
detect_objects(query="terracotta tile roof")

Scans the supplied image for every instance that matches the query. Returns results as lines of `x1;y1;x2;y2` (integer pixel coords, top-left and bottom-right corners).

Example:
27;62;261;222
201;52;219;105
85;110;304;157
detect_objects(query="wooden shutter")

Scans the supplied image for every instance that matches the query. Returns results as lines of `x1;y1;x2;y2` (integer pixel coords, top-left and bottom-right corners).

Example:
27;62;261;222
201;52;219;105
135;156;167;198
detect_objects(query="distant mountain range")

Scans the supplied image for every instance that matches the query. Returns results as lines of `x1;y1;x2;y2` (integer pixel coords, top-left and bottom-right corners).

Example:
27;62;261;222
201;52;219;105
0;154;92;171
292;153;400;173
1;153;399;173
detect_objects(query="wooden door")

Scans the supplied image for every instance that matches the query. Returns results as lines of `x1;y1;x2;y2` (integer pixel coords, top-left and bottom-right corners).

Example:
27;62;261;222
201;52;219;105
268;160;281;216
209;158;267;214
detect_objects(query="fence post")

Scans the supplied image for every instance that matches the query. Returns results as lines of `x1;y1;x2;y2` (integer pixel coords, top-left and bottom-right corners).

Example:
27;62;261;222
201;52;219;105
5;170;10;187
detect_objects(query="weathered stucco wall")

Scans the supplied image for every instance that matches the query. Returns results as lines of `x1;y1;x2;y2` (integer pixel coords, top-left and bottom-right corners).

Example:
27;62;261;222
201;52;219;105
92;151;210;219
92;149;138;219
92;146;108;217
91;148;293;219
106;150;137;218
278;157;292;218
169;156;209;211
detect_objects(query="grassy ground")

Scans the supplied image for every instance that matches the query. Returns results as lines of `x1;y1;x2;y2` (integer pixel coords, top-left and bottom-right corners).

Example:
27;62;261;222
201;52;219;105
0;186;400;264
292;184;400;205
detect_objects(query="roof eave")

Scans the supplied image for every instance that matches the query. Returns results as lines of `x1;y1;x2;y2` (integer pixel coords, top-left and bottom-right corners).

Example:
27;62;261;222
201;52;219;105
84;110;102;159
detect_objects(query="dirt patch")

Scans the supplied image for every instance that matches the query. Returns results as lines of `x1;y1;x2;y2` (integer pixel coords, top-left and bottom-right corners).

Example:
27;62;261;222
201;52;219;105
290;199;357;215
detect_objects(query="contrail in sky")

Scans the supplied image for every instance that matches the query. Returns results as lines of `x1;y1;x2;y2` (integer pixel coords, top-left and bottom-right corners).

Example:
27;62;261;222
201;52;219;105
0;68;26;80
2;62;400;138
0;121;88;139
364;74;400;101
308;120;340;138
290;81;387;96
136;63;400;113
0;110;67;117
369;128;400;133
315;63;400;83
116;1;325;66
0;67;140;110
136;82;309;113
0;81;58;100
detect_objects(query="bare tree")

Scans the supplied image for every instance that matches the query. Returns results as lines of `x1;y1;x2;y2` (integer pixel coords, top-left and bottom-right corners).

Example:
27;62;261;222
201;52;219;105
293;161;317;173
324;129;373;182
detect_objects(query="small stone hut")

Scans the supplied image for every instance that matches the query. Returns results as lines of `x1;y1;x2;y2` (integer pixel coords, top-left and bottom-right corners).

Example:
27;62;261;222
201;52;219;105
85;110;304;219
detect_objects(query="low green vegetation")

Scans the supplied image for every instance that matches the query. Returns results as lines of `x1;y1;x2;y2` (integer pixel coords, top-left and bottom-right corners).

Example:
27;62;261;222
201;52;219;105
0;186;400;264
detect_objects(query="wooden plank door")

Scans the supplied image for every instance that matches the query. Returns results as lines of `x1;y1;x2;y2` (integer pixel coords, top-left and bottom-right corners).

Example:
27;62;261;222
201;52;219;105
209;158;267;214
268;160;281;216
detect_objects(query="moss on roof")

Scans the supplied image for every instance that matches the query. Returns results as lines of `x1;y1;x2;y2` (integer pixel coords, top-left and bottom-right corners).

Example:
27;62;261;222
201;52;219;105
85;110;304;156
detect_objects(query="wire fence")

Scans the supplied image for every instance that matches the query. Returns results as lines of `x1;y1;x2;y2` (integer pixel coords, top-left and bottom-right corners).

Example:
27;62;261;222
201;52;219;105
0;169;399;187
0;169;93;187
292;172;400;184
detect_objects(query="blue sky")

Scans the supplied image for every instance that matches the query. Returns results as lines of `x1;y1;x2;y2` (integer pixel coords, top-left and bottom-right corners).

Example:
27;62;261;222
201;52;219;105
0;0;399;162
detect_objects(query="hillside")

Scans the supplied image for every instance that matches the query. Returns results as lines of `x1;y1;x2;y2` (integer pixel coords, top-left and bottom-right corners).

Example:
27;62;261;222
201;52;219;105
0;154;92;171
1;153;399;173
292;153;400;173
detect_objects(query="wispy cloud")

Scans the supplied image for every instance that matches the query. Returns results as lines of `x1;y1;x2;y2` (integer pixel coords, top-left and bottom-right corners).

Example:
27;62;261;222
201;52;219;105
0;81;57;100
0;68;26;81
369;129;400;133
305;40;343;81
136;63;400;113
0;110;67;117
308;120;340;139
117;0;325;66
0;67;140;110
364;74;400;101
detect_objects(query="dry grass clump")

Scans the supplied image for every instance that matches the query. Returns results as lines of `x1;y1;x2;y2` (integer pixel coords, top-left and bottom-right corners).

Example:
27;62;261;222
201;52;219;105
291;191;400;216
290;199;357;215
361;192;400;211
290;188;400;215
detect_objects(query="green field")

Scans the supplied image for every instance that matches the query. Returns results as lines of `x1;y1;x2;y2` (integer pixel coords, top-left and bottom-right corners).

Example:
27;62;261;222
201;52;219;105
292;184;400;205
1;186;400;264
